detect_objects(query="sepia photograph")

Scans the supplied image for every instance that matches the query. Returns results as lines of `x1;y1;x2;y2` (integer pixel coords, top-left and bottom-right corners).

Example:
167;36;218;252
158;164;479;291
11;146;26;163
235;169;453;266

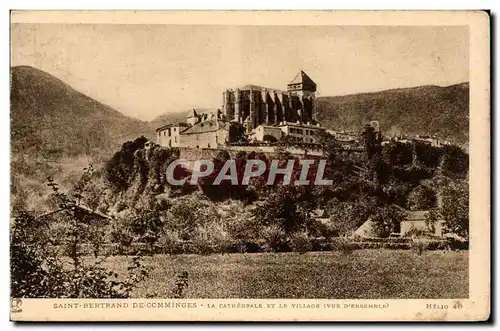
9;10;490;321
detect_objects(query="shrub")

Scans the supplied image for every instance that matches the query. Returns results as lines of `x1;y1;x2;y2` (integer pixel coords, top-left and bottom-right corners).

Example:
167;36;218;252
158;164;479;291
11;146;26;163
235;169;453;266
426;240;450;250
168;196;221;241
411;239;428;255
226;215;262;247
109;221;134;255
289;232;312;253
263;134;278;143
158;230;181;255
11;168;150;298
328;238;354;254
191;223;232;255
403;227;431;238
447;238;469;250
310;237;328;251
11;212;67;298
352;237;412;243
261;225;287;252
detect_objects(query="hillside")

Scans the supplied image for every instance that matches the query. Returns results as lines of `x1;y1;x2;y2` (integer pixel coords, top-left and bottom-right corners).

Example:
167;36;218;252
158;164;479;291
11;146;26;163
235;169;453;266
316;83;469;144
10;66;154;158
149;111;188;131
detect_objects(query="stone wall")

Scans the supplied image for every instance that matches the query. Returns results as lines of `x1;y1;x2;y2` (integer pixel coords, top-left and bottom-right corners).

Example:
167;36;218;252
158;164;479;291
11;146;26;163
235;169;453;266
177;145;325;162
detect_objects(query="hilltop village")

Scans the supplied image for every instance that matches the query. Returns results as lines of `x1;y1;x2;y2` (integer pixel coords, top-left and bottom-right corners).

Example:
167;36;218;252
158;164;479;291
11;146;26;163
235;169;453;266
153;70;453;154
154;71;325;150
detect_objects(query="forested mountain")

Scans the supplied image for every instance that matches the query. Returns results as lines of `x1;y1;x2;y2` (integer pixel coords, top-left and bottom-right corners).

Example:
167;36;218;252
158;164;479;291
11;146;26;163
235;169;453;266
317;83;469;144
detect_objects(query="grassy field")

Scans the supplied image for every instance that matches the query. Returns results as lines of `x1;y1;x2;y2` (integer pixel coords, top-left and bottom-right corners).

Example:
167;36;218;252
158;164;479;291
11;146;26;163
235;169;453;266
103;250;468;299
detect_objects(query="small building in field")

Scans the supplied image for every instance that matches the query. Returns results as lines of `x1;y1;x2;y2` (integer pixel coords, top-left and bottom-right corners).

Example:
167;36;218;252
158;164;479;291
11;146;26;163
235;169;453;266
400;210;444;237
354;207;445;238
354;219;378;238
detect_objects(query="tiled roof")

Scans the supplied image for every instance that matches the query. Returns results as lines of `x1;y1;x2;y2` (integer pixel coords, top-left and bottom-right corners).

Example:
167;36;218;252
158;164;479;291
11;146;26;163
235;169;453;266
156;122;190;132
288;70;316;86
187;109;198;118
405;210;430;221
180;119;228;135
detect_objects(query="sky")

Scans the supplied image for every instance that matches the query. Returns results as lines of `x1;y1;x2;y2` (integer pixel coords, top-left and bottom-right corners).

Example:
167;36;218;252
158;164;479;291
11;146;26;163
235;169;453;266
11;24;468;121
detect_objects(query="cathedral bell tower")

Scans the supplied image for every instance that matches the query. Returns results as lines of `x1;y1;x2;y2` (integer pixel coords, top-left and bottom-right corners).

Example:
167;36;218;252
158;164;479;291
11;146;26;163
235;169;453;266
286;70;317;122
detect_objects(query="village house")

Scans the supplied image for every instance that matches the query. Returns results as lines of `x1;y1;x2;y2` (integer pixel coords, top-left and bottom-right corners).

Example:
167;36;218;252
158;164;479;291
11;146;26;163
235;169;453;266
354;205;445;238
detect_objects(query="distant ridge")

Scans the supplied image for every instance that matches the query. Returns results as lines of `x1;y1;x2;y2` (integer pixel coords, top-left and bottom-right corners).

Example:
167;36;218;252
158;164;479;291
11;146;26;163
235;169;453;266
316;82;469;143
10;66;153;158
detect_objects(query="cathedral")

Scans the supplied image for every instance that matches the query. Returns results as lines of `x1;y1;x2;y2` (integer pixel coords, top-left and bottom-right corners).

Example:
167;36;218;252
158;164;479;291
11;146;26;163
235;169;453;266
156;70;324;149
222;70;318;131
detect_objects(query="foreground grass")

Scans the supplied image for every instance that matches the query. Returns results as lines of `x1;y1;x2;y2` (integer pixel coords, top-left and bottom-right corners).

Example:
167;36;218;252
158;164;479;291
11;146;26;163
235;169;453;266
102;250;468;299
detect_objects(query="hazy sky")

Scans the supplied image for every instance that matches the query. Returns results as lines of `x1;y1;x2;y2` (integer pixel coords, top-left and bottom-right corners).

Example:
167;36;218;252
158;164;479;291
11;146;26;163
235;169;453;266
11;24;468;121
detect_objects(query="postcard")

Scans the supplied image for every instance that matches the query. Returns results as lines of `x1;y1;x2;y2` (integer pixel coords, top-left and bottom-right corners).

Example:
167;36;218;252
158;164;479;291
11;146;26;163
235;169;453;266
9;10;490;322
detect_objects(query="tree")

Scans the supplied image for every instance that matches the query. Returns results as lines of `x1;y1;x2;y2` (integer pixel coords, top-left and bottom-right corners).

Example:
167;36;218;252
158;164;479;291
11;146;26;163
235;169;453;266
362;123;382;160
129;197;164;253
362;124;388;186
253;185;316;235
326;196;379;236
104;136;148;191
439;145;469;178
370;205;406;238
429;180;469;238
316;131;341;161
407;185;436;210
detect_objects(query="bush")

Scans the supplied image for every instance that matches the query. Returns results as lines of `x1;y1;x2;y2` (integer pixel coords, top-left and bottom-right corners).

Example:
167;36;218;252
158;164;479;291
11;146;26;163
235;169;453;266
447;238;469;250
327;238;354;254
11;169;151;298
403;227;431;238
109;221;134;255
191;224;232;255
263;134;278;143
158;230;181;255
352;236;412;243
261;225;287;252
11;212;67;298
426;240;450;250
289;232;313;253
411;239;428;255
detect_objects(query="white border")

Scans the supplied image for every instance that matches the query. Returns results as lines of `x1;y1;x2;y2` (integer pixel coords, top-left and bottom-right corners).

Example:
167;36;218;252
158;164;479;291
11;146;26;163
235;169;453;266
2;1;496;329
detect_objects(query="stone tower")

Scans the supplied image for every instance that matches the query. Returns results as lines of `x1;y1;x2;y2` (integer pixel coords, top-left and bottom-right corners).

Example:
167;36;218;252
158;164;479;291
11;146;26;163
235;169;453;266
287;70;317;122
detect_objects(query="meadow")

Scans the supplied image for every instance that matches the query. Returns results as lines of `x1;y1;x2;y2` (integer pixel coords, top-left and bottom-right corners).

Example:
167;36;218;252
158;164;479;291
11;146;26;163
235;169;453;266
102;250;469;299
